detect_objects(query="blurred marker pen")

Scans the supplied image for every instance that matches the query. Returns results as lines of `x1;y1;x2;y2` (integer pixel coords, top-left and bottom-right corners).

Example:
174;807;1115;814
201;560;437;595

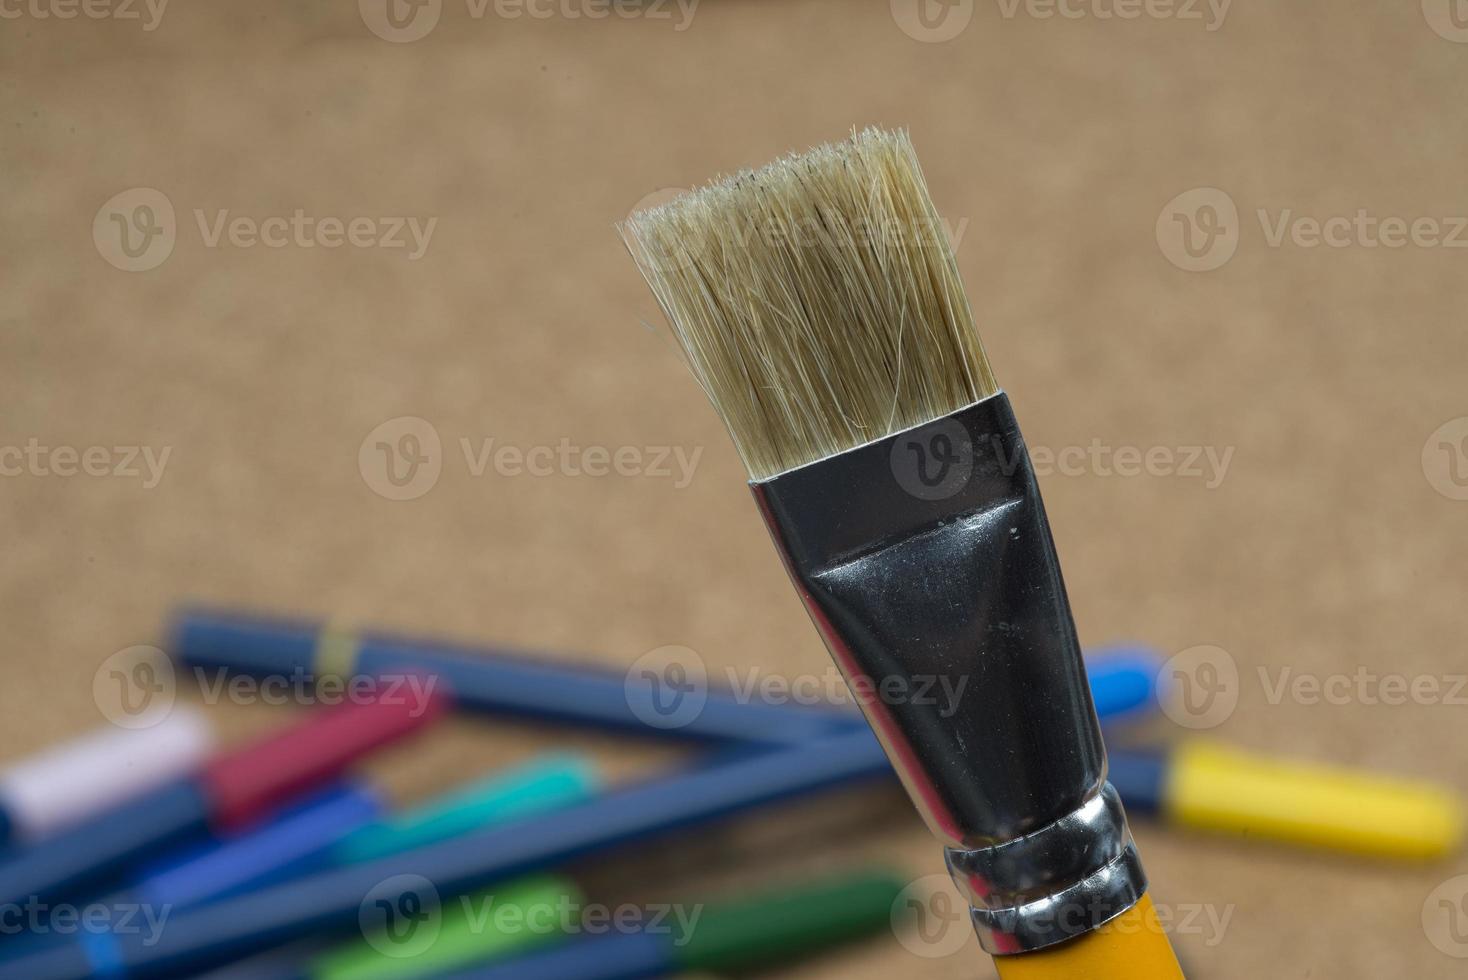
0;688;445;911
332;754;599;864
429;869;907;980
169;608;1162;745
0;708;213;846
1109;739;1466;860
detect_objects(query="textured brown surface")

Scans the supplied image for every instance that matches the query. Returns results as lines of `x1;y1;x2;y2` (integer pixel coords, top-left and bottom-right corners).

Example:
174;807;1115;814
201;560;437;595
3;2;1467;977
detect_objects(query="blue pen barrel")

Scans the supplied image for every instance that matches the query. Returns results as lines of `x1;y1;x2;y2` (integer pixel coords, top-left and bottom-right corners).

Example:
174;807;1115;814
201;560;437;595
0;785;378;973
436;932;670;980
171;610;1162;750
132;783;382;909
171;608;862;746
1103;746;1170;814
1086;647;1163;722
8;728;892;979
355;635;860;744
0;780;212;911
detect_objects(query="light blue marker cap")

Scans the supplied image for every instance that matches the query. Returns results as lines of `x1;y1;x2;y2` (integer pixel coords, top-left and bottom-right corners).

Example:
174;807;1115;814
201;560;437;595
332;754;600;864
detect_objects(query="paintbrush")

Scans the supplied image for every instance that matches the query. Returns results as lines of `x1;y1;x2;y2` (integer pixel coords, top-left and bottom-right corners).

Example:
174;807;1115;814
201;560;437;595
621;128;1185;977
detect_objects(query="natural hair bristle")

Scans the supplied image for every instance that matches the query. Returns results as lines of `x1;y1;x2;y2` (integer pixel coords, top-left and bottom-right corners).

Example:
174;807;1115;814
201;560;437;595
621;127;997;481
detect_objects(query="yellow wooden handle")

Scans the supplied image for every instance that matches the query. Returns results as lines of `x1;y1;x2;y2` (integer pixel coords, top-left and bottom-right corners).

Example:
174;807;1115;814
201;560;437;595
993;894;1185;980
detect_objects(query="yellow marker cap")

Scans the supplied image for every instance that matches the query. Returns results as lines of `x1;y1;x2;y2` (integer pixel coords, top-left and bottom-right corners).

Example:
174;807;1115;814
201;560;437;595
1168;740;1465;861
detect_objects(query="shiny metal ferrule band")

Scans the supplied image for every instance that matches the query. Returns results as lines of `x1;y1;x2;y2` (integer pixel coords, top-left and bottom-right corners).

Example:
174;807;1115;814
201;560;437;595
752;391;1147;954
948;782;1146;953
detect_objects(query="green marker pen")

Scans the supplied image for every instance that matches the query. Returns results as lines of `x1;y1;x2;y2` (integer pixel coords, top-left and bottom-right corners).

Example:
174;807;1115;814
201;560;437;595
403;870;909;980
310;875;582;980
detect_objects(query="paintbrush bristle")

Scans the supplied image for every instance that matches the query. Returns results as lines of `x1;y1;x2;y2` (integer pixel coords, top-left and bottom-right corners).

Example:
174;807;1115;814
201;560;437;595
621;127;997;481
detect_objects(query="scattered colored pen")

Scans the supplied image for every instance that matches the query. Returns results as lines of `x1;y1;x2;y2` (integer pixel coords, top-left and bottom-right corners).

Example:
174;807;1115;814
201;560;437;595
128;782;384;909
170;607;859;745
0;689;444;913
2;726;894;979
333;754;599;864
0;784;383;966
309;875;581;980
122;754;598;914
318;868;904;979
168;608;1162;747
0;708;213;846
1085;646;1165;721
428;869;907;980
1108;739;1466;860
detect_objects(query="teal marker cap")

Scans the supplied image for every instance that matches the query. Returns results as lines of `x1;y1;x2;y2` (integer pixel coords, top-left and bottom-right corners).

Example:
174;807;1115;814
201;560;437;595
333;754;599;864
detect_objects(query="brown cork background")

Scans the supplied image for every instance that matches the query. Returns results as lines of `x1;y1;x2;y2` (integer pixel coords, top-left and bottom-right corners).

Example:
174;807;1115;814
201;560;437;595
3;1;1468;977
